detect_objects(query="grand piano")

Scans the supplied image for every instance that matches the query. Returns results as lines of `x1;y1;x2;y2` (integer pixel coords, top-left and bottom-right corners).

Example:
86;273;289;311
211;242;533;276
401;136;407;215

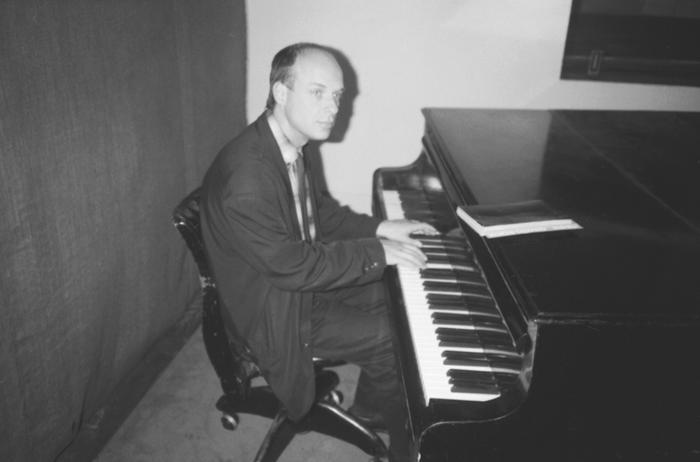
372;109;700;461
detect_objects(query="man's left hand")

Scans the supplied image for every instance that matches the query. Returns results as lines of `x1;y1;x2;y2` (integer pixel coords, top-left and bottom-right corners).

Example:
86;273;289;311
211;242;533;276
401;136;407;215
376;219;439;246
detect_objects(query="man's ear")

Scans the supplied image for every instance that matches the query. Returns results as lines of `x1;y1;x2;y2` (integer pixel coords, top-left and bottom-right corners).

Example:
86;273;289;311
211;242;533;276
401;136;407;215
272;81;288;106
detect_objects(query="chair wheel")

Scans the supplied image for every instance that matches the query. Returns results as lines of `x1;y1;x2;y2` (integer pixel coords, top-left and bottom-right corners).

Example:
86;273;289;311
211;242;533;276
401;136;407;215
220;412;239;430
328;390;343;406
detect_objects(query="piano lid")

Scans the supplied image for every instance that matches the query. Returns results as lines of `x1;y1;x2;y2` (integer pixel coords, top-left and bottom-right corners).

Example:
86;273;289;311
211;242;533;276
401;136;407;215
423;108;700;322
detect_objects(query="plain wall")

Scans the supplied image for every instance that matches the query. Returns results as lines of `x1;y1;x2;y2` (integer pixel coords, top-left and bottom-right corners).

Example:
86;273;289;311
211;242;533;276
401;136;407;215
247;0;700;214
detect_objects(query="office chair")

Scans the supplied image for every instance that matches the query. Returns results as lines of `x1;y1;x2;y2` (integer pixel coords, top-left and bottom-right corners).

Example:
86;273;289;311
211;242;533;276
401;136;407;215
172;187;388;462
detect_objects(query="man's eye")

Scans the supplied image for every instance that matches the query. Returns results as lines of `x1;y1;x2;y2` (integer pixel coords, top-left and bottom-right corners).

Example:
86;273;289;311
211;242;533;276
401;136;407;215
311;89;324;99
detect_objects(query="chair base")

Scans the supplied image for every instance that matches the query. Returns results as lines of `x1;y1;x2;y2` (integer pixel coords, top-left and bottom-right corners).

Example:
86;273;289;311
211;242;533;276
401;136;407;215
215;369;388;462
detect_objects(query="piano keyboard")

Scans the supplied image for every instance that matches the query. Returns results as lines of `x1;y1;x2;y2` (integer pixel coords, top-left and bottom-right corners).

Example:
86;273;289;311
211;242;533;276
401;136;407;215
382;189;521;404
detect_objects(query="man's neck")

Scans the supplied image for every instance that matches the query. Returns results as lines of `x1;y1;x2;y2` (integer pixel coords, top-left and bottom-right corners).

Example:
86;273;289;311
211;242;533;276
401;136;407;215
268;108;307;149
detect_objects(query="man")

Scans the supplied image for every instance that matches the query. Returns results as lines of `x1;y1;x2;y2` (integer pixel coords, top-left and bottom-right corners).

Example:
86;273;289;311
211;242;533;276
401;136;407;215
201;42;435;461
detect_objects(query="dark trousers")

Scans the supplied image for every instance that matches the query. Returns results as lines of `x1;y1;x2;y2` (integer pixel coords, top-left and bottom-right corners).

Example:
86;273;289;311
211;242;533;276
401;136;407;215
311;280;409;461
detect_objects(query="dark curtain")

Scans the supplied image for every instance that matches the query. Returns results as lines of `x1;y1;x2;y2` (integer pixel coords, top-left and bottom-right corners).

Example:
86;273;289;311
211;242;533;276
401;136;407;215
0;1;247;460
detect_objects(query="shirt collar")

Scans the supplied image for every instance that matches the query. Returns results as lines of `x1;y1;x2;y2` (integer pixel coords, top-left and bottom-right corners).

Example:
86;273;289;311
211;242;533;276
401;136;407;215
267;112;302;165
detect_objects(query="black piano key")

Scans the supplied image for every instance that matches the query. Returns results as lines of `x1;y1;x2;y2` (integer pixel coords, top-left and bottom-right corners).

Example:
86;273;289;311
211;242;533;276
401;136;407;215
436;327;515;350
450;381;499;394
427;297;472;308
427;288;492;298
435;326;506;342
426;265;480;275
450;382;500;395
425;252;474;264
429;304;500;318
396;190;429;198
429;305;500;317
448;371;518;395
398;203;436;212
438;341;518;358
397;196;430;205
412;234;467;245
421;267;474;276
398;201;452;216
448;369;519;382
420;268;480;281
400;200;452;214
427;291;493;301
448;375;498;388
438;339;484;350
429;305;500;320
398;189;446;200
437;337;513;352
427;288;492;300
427;293;496;308
402;207;433;217
417;208;454;219
424;280;489;294
441;351;522;371
425;254;475;265
448;370;520;393
420;243;471;253
432;247;473;256
435;329;481;342
422;244;470;253
431;312;505;330
424;277;486;287
443;357;491;369
448;369;494;380
423;257;476;269
421;251;474;262
426;293;493;305
440;327;513;344
404;211;443;222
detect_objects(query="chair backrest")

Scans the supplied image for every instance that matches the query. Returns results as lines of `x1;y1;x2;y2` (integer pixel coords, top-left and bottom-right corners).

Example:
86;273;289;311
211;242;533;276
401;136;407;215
172;187;259;397
172;188;213;279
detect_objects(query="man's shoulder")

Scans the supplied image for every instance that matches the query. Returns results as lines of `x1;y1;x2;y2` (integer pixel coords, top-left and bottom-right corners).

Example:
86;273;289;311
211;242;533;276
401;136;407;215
219;116;270;161
202;115;282;198
206;116;274;174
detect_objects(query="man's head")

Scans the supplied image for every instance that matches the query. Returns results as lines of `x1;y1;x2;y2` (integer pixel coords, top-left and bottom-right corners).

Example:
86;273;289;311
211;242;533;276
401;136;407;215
267;43;344;146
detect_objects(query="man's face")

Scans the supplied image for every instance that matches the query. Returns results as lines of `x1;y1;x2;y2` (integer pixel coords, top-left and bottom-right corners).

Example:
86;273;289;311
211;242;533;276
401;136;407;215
278;50;344;143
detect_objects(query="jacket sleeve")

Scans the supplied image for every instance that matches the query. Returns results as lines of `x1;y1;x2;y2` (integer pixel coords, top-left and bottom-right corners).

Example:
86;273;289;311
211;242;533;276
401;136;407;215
315;189;382;241
212;165;386;292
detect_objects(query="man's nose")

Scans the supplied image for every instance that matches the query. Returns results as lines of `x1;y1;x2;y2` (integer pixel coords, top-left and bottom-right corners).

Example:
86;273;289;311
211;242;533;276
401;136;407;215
325;96;339;115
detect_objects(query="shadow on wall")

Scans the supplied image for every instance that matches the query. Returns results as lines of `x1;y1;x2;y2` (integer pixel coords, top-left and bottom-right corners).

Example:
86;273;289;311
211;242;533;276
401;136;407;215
306;46;359;201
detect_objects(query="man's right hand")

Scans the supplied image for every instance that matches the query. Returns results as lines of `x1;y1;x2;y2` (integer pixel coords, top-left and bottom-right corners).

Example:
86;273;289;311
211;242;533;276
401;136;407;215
380;238;427;269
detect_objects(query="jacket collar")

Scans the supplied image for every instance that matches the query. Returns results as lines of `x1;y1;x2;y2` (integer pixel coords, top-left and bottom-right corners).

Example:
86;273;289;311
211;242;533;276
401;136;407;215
266;112;303;166
252;111;292;179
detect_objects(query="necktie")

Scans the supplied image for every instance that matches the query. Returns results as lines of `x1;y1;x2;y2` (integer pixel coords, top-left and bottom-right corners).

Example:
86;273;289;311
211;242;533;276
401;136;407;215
295;155;312;241
288;154;314;241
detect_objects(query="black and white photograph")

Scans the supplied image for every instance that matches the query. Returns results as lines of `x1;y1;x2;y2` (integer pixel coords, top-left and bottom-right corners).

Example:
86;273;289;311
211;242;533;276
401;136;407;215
2;1;699;461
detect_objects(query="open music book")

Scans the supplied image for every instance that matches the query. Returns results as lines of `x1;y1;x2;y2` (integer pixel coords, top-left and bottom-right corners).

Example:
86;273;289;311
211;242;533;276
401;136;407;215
456;199;582;238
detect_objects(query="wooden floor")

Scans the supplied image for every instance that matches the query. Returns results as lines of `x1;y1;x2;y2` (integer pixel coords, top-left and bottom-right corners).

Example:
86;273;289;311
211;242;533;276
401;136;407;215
95;330;385;462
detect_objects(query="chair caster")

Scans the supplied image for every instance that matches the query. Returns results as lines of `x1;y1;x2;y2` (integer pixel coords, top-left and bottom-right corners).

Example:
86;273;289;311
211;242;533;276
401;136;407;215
220;412;239;430
327;389;343;406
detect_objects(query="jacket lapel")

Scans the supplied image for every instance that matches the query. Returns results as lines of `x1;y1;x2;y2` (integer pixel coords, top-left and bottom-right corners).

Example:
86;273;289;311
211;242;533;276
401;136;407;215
254;113;304;241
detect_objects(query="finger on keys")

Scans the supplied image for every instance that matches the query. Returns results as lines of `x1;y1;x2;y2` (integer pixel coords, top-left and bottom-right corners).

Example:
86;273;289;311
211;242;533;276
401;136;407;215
377;219;439;245
381;239;427;269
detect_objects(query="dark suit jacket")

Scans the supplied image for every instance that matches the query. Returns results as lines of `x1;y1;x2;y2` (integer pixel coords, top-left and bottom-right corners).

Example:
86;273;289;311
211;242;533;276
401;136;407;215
200;113;386;420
